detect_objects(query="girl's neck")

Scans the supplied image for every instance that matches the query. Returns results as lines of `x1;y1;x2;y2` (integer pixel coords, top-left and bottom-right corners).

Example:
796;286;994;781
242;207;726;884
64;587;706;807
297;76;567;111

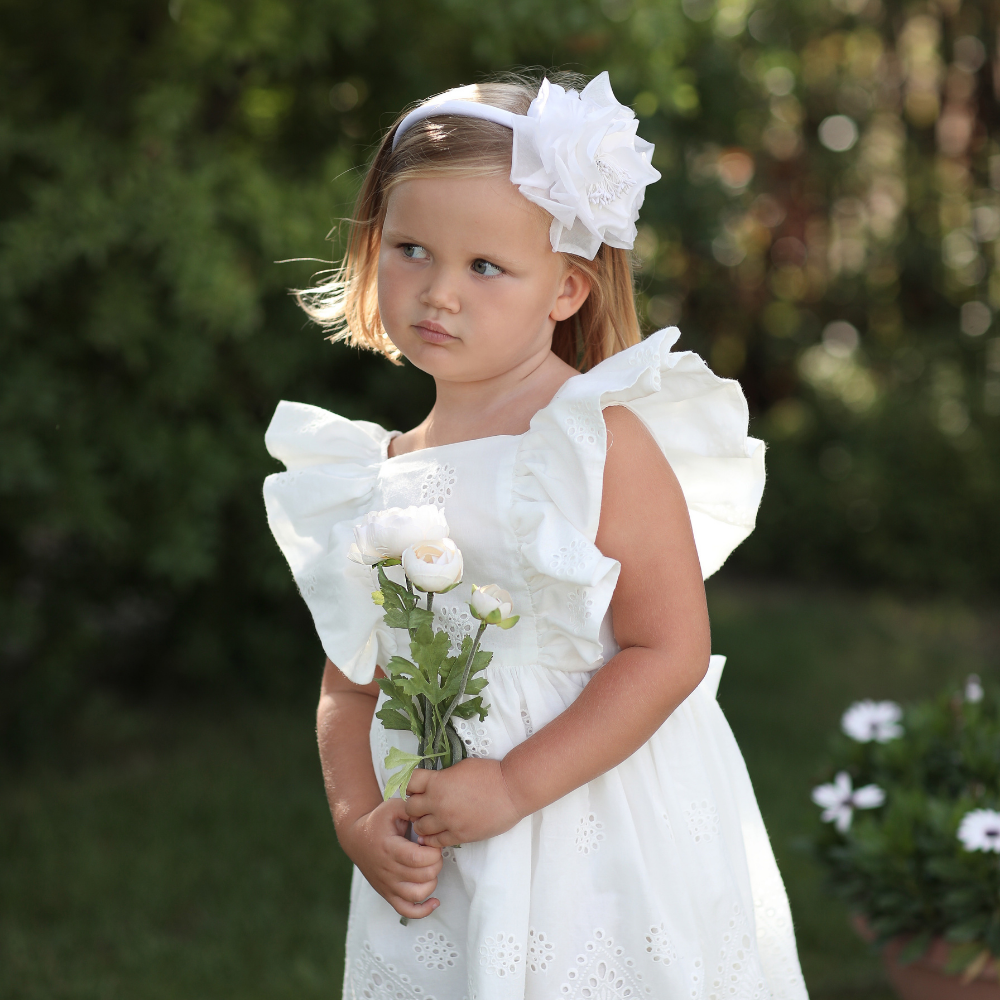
391;348;578;456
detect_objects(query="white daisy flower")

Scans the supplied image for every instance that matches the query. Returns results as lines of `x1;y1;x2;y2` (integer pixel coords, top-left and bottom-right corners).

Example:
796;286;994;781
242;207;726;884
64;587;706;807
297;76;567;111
812;771;886;832
965;675;984;704
841;700;903;743
957;810;1000;853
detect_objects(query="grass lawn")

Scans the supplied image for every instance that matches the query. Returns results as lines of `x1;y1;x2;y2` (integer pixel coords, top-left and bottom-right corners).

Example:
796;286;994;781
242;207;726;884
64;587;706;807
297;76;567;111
2;580;996;999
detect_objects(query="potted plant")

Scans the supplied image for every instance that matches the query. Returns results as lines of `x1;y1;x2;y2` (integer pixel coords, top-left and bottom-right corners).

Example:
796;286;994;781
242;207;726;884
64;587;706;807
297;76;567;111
810;676;1000;999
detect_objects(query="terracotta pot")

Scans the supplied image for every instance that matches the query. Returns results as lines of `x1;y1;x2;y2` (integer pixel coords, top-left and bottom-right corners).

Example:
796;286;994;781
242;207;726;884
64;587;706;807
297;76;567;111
853;916;1000;1000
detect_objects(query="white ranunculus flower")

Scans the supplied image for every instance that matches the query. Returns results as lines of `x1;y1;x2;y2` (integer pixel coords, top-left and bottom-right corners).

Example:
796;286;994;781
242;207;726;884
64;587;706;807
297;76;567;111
510;72;662;260
841;700;903;744
401;538;464;593
348;505;449;564
470;584;514;623
811;771;885;833
957;809;1000;853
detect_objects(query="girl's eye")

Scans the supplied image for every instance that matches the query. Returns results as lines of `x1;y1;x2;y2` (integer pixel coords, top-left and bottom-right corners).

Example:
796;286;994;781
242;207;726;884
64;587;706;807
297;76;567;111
401;244;429;260
472;258;503;277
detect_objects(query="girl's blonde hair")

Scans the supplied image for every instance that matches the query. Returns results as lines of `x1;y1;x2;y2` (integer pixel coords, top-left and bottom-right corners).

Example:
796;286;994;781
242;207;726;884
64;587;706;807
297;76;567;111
297;71;642;372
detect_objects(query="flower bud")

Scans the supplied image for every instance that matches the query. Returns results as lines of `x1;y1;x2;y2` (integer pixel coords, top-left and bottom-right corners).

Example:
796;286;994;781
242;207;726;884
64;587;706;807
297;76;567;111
401;538;464;593
470;584;514;624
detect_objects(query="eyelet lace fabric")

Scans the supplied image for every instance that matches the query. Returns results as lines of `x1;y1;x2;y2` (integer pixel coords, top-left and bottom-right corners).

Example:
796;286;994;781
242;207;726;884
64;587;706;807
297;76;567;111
521;707;534;738
706;905;770;1000
421;463;457;509
567;587;595;633
549;539;592;577
685;799;720;844
452;718;492;758
479;933;522;977
575;812;606;854
561;929;651;998
353;941;439;1000
413;931;460;971
564;401;606;446
644;924;678;965
435;603;475;653
528;928;554;973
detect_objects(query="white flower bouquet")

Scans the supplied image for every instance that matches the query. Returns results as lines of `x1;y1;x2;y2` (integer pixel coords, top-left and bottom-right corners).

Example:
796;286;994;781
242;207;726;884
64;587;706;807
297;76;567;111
349;506;518;800
809;676;1000;977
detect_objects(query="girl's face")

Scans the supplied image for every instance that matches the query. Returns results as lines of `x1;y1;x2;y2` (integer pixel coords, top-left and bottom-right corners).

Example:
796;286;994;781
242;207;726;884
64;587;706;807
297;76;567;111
378;175;590;382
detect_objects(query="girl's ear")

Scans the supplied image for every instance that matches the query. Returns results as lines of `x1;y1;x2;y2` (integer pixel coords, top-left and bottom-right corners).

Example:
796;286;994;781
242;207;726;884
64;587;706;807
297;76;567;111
550;265;592;322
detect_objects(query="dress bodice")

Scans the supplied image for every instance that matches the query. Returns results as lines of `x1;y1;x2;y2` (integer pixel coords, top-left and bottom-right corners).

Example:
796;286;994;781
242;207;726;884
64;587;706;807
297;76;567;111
263;327;765;684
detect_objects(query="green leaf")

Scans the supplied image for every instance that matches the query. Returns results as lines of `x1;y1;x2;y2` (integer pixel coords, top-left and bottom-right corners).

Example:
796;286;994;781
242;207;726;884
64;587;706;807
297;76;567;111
371;590;385;605
450;696;485;721
399;675;439;702
408;607;435;631
896;931;932;966
469;649;493;674
498;614;520;629
382;747;442;800
384;656;417;678
383;606;410;629
410;627;452;680
377;565;415;607
375;707;413;731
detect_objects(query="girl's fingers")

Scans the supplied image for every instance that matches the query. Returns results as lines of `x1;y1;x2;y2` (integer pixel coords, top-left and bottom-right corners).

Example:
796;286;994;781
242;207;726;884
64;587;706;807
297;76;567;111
405;769;432;796
403;793;431;820
419;831;460;849
391;857;443;881
389;893;440;920
396;878;440;904
389;837;441;868
412;815;448;837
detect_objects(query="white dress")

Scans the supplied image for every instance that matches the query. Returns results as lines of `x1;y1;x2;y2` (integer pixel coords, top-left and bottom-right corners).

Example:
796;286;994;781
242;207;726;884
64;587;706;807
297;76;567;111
263;328;809;1000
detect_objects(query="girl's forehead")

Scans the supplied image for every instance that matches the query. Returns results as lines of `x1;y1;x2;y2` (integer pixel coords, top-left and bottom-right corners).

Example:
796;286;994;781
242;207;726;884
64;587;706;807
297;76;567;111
382;175;552;247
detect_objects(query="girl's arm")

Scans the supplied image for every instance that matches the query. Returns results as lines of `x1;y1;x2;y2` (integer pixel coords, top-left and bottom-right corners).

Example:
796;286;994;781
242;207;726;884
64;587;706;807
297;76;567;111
317;660;444;917
405;404;711;845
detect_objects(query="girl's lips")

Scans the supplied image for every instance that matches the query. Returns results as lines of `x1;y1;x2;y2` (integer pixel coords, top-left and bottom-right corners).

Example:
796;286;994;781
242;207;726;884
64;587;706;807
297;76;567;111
414;322;456;344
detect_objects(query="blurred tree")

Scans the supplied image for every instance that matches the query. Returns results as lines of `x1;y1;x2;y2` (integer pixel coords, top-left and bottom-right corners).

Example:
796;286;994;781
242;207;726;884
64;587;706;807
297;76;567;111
1;0;997;754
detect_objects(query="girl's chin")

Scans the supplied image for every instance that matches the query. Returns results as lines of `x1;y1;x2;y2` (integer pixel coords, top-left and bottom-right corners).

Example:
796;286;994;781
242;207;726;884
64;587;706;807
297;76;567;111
398;348;496;383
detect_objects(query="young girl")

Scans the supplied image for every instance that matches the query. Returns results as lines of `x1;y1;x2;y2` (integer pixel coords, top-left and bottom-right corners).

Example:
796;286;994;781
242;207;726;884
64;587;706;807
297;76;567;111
264;72;808;1000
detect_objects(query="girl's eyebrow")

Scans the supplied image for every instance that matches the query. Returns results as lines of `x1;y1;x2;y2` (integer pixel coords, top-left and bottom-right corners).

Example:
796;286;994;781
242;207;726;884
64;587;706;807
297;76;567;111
381;225;425;244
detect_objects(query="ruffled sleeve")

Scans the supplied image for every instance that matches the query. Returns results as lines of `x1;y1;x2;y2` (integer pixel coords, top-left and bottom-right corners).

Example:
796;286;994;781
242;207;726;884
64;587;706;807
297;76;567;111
511;327;765;672
262;401;396;684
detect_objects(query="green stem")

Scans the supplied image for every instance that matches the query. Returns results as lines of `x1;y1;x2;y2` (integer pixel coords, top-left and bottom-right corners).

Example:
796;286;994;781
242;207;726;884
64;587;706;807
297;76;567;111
426;591;434;614
440;621;488;730
420;694;433;766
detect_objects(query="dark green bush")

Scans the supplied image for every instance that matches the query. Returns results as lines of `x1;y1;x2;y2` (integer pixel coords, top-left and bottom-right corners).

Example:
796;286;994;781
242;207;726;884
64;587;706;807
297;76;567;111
1;0;998;754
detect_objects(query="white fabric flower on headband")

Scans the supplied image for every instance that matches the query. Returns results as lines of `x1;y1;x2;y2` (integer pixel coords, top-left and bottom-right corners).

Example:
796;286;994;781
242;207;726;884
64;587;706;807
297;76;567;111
391;72;661;260
511;73;661;260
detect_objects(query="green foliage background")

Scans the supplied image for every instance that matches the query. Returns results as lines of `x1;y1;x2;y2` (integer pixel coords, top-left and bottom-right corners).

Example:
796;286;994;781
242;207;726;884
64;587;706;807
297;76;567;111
2;0;998;752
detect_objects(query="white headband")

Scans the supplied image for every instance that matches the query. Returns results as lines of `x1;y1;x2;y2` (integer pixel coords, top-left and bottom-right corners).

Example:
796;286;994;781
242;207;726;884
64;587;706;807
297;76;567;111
391;72;661;261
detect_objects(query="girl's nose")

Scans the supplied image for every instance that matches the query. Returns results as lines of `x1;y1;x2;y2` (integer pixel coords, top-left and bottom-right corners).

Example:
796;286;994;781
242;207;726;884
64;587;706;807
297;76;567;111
419;270;460;313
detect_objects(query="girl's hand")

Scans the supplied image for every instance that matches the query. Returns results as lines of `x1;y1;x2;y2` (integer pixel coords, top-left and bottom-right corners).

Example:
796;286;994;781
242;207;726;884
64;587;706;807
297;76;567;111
404;759;523;846
338;797;444;919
